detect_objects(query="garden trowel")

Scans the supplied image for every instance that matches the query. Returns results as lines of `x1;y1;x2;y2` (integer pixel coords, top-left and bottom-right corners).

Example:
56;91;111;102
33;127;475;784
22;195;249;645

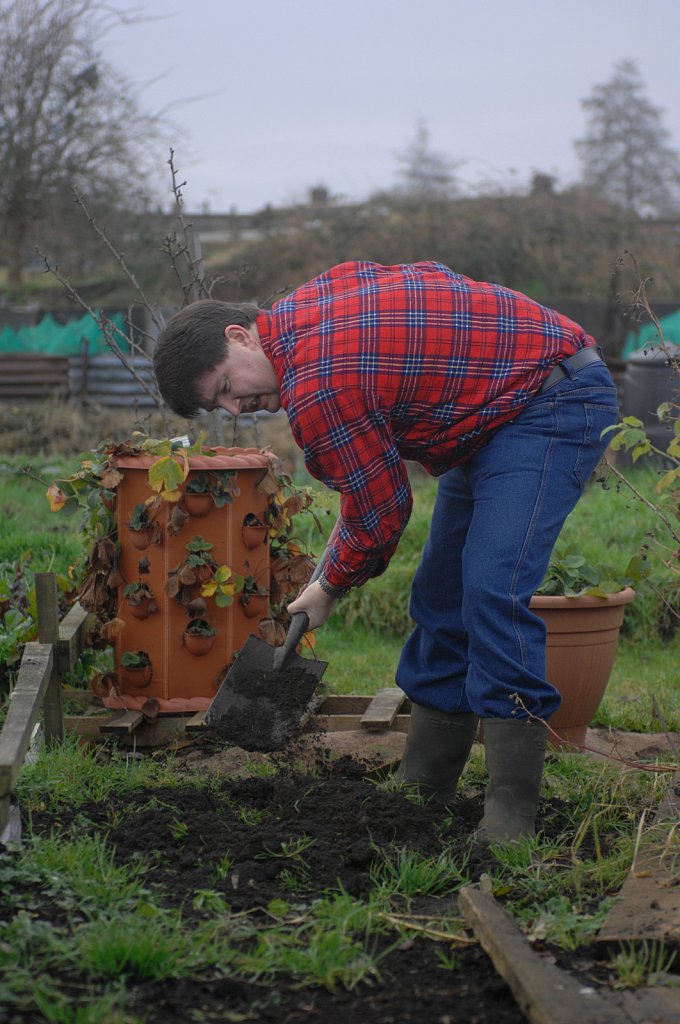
204;519;341;750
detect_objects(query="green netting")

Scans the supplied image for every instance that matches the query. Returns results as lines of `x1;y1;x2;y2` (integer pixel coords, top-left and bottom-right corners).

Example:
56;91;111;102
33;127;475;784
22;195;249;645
623;308;680;358
0;311;129;356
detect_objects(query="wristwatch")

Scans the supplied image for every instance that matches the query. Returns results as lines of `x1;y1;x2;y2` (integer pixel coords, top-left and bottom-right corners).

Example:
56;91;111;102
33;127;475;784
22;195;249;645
317;573;350;600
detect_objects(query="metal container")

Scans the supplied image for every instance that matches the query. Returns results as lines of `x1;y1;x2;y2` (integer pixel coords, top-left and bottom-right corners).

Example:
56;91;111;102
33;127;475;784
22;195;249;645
621;343;680;453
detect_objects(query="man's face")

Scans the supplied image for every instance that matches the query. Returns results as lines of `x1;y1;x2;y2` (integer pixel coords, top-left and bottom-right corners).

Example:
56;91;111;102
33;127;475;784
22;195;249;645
197;325;281;417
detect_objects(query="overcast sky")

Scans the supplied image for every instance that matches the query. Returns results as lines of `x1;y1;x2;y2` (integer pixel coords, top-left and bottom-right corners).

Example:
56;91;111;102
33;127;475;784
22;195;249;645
105;0;680;213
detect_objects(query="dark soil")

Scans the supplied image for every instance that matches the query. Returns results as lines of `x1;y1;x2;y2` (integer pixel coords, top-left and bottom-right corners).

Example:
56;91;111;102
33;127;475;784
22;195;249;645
207;662;324;750
7;744;618;1024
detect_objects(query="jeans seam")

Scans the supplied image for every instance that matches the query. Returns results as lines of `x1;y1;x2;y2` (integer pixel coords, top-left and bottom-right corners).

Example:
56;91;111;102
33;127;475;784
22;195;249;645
509;400;558;670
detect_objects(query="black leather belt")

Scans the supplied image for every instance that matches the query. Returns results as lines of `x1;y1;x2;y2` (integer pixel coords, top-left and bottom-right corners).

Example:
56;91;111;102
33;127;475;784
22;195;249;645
536;346;604;395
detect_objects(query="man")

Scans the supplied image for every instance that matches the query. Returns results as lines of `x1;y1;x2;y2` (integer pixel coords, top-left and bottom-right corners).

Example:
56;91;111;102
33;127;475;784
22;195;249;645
153;260;618;842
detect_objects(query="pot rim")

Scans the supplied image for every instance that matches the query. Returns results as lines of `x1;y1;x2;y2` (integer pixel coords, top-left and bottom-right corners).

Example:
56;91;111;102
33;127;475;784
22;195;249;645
530;586;636;609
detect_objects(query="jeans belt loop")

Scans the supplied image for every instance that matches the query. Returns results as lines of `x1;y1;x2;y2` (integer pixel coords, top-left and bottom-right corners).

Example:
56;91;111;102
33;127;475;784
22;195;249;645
537;346;604;395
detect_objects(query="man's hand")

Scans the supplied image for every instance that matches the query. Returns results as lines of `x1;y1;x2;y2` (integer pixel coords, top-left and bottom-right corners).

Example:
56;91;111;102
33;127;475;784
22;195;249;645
287;580;338;630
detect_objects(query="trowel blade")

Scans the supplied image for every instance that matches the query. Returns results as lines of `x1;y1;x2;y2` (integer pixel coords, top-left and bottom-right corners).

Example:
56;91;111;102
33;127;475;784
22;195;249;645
204;635;328;750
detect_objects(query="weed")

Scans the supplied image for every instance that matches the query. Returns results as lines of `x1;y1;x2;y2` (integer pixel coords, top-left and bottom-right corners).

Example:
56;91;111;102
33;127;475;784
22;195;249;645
169;817;189;841
256;834;317;862
525;895;617;951
435;948;462;971
234;891;384;992
192;889;230;914
244;758;279;779
214;854;234;881
370;848;468;900
611;941;678;989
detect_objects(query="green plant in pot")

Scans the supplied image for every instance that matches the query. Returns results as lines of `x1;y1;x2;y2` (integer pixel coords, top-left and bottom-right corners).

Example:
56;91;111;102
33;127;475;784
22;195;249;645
183;617;216;656
183;469;241;517
530;545;647;750
123;581;156;620
166;536;219;607
239;575;269;619
126;502;160;550
120;650;152;688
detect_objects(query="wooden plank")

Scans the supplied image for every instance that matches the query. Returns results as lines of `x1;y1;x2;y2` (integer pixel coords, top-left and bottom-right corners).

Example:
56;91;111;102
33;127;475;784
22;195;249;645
459;885;631;1024
57;603;94;674
360;687;407;730
597;774;680;946
35;572;63;746
185;712;207;732
318;695;375;714
64;715;111;738
0;644;54;800
99;711;144;735
307;713;411;734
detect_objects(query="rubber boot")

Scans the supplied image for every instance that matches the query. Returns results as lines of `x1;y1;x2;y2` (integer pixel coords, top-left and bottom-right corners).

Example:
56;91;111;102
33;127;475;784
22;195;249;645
394;704;478;802
476;718;548;843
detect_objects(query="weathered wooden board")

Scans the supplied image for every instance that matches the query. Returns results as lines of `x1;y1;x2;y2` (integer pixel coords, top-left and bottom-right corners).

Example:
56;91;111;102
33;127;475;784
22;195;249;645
0;644;54;832
99;711;144;735
360;687;407;730
597;774;680;945
459;885;631;1024
56;603;94;675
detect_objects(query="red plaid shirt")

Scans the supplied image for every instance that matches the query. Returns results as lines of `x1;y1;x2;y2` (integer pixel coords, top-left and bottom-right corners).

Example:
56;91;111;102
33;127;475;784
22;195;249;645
256;261;595;590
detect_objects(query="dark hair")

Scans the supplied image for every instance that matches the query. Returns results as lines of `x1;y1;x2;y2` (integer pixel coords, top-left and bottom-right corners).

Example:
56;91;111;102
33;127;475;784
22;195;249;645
153;300;261;418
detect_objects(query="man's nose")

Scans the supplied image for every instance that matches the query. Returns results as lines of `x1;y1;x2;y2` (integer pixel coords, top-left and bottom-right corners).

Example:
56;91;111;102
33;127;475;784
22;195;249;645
220;396;241;416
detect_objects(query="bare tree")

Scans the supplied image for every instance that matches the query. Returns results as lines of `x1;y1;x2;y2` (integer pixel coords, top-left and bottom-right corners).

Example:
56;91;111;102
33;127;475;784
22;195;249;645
575;59;680;217
0;0;160;290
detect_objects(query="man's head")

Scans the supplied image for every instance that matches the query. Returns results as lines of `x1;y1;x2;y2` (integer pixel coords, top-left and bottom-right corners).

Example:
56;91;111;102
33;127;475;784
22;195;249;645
153;300;280;418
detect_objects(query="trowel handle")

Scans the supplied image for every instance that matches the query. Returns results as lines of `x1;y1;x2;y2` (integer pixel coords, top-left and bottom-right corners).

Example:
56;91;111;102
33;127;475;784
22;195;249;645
271;516;342;671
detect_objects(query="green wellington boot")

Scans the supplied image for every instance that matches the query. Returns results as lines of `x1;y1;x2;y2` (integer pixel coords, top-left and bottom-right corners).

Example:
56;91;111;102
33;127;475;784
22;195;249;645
394;704;478;802
476;718;548;843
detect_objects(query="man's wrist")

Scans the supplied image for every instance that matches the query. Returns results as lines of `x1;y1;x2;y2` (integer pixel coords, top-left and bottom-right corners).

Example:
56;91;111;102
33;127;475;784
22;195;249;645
318;574;350;600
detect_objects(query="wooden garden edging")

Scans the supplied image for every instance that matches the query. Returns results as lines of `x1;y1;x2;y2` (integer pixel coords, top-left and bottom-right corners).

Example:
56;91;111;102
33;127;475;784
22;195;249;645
0;574;92;837
458;885;631;1024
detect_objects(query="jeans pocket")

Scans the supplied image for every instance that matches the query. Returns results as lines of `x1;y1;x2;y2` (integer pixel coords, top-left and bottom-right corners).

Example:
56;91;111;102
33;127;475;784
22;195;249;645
573;401;618;488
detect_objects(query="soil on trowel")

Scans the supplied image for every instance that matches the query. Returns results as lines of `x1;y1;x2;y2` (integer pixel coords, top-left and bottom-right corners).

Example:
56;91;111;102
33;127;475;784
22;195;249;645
21;750;529;1024
210;664;322;751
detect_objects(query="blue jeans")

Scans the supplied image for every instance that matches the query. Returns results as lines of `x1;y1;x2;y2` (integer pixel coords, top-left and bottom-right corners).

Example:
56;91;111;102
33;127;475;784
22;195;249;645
395;361;619;720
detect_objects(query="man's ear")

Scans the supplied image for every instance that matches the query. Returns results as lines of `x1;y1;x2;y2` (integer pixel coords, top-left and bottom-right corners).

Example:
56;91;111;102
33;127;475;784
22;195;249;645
224;324;256;348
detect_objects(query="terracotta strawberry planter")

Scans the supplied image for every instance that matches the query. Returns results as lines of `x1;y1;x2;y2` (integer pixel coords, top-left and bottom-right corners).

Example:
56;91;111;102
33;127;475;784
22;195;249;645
183;493;213;518
530;587;636;750
113;447;273;711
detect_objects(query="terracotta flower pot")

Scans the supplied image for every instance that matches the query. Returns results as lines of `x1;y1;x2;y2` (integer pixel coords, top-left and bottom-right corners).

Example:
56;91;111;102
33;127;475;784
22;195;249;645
240;593;269;619
127;596;153;621
123;664;153;688
184;493;213;518
530;587;636;751
184;630;215;656
242;523;268;549
127;526;154;551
